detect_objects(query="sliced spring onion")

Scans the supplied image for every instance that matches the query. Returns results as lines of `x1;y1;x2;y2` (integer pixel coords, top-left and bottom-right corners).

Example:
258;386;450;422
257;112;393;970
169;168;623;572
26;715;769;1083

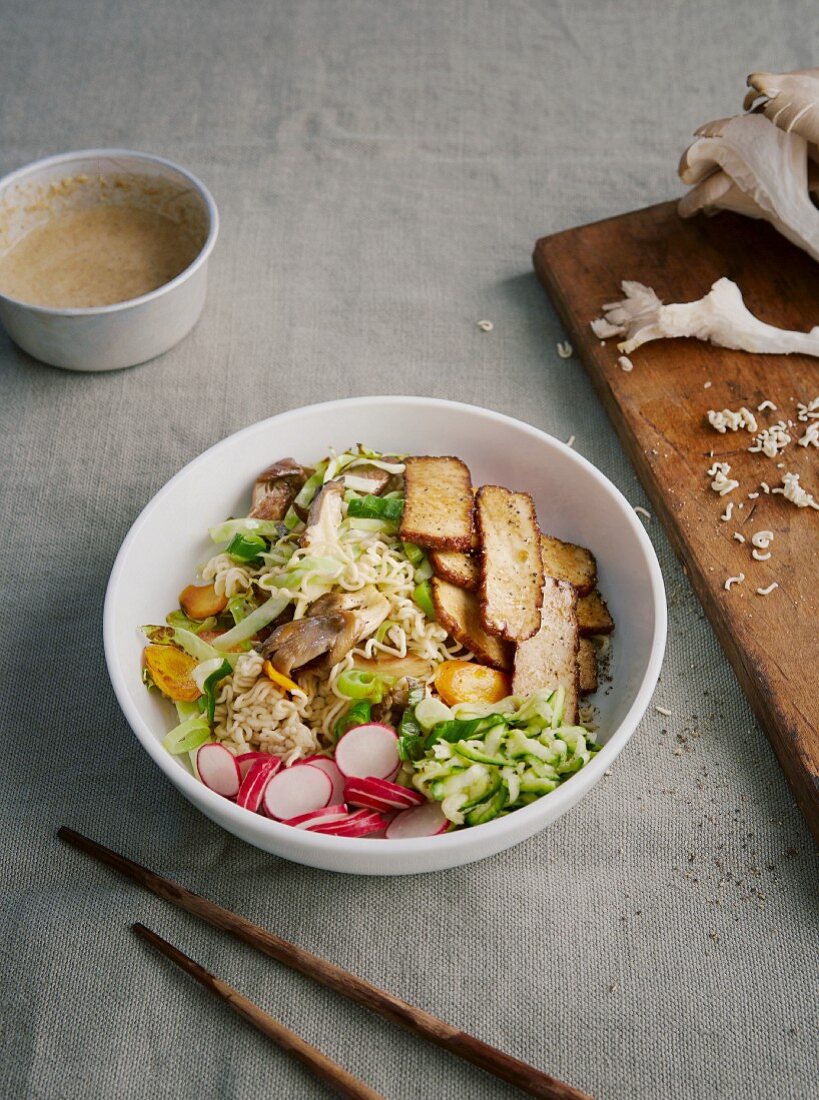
196;658;233;723
347;495;404;521
163;715;211;755
412;579;436;620
402;541;425;566
212;592;290;651
293;462;328;510
397;682;426;761
226;532;267;563
333;700;373;740
413;556;433;583
336;668;393;703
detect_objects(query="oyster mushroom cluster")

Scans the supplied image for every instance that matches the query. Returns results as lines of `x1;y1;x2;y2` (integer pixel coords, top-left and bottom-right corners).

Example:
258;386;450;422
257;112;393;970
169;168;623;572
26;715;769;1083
679;68;819;262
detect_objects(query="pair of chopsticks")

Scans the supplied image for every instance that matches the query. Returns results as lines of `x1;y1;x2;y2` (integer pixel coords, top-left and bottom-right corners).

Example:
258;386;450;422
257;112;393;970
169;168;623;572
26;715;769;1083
57;826;592;1100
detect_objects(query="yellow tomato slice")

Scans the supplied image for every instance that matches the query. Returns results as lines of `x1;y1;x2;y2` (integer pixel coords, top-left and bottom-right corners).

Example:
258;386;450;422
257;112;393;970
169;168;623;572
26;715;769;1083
433;659;511;706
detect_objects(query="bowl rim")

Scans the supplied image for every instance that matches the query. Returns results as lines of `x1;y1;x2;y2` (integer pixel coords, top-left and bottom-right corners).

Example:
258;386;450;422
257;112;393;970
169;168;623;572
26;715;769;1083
104;396;667;858
0;147;219;317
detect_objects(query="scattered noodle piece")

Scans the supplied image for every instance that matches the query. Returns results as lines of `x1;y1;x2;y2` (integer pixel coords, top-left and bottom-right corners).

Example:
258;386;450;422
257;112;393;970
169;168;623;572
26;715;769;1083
751;530;774;550
655;705;672;717
796;396;819;421
708;462;739;496
752;549;771;561
733;532;746;543
748;421;791;457
556;340;573;358
634;506;651;521
756;582;779;596
703;381;712;389
618;355;634;372
720;502;734;522
799;422;819;448
724;573;745;590
707;407;757;433
748;492;759;499
757;400;777;412
477;319;494;332
566;434;576;448
760;482;770;493
771;471;819;509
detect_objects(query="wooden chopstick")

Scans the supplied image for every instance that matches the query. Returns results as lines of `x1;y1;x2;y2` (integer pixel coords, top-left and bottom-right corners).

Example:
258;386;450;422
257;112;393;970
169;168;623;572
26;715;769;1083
58;826;592;1100
133;923;383;1100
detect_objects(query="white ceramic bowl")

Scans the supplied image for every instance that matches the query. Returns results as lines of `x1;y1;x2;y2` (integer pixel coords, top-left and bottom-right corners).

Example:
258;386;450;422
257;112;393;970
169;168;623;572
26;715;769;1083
0;149;218;371
104;397;666;874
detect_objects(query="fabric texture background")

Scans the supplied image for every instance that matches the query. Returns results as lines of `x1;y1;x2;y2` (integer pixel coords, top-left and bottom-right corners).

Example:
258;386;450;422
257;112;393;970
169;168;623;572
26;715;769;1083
0;2;815;1097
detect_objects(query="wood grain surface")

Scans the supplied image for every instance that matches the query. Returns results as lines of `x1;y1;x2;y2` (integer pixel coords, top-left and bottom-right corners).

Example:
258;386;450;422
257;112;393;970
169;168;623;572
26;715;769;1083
533;201;818;843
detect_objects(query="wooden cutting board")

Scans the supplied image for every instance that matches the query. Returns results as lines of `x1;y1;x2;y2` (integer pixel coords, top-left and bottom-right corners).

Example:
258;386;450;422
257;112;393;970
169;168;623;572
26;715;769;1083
533;201;818;843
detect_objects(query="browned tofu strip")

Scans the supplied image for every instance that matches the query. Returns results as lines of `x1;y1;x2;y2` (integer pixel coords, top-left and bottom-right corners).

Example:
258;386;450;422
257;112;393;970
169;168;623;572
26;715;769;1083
577;637;598;696
512;577;579;723
477;485;544;642
540;534;597;596
577;590;615;636
431;577;513;672
429;550;480;592
399;456;474;551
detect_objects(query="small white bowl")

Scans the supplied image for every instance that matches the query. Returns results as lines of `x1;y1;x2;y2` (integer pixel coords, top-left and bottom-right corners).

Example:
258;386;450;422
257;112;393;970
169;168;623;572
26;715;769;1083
0;148;218;371
104;397;667;874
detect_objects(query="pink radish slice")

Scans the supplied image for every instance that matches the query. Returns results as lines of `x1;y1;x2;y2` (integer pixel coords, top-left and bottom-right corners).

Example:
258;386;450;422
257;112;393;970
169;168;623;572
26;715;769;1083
262;764;332;821
310;810;389;837
385;801;450;839
299;756;346;804
334;723;399;780
196;743;241;798
235;752;271;781
345;776;425;811
284;804;350;829
236;757;280;812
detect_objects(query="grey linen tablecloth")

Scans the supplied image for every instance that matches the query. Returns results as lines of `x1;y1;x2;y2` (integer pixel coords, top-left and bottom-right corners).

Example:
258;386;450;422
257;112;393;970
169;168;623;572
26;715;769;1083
0;2;816;1097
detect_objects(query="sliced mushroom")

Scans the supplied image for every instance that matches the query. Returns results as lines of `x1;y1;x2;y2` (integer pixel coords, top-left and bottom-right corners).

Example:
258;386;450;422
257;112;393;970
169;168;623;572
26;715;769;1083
301;480;345;550
307;588;390;650
250;458;310;521
258;611;358;675
344;463;392;495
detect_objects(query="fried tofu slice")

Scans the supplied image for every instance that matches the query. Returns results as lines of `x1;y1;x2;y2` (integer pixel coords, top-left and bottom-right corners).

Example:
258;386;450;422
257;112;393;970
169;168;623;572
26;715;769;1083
476;485;544;642
540;535;597;596
512;577;579;723
399;456;474;551
577;637;598;696
429;550;480;592
431;577;513;672
577;590;615;636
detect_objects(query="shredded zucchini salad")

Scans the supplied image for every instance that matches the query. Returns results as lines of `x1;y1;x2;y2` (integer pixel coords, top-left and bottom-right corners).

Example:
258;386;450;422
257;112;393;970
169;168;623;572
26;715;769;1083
140;445;602;839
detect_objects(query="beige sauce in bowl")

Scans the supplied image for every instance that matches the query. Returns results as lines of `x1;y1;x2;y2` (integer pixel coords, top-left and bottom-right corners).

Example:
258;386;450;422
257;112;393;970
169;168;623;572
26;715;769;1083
0;204;201;308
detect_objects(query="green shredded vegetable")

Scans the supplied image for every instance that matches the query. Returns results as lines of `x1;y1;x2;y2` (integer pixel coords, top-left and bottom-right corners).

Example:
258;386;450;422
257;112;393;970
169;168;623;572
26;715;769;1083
411;688;600;825
163;715;211;755
347;495;404;521
212;592;290;650
209;517;283;543
166;610;217;635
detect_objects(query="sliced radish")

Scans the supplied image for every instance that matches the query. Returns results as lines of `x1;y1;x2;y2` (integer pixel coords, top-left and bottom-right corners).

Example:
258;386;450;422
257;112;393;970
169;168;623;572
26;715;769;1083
385;801;450;839
196;743;241;798
310;810;390;837
334;723;399;780
284;804;350;830
299;756;346;804
345;776;425;811
236;757;280;812
235;751;272;781
262;764;332;820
